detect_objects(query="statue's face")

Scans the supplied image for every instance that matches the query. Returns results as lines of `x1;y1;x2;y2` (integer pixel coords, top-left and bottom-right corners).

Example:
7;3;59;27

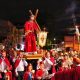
30;15;35;20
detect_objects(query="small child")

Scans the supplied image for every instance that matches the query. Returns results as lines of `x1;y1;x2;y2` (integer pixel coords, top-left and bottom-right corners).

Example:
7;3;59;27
36;61;48;80
4;66;12;80
23;63;35;80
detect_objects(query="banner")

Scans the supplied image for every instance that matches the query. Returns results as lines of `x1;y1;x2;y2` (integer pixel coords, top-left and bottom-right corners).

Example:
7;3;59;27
38;31;47;47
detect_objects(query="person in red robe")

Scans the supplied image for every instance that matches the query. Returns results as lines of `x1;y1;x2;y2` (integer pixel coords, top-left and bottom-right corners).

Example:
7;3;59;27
23;63;35;80
24;14;41;53
4;66;12;80
73;57;80;80
0;50;12;80
44;51;56;74
14;52;28;80
36;61;48;80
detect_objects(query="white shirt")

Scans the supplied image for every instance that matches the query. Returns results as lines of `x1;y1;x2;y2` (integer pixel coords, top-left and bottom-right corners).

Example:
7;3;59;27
0;59;7;72
44;58;53;70
15;59;28;72
37;58;43;70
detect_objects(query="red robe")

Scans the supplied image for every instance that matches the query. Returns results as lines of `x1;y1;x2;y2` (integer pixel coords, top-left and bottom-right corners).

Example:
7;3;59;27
23;71;34;80
58;67;64;71
36;69;44;79
24;21;39;53
74;66;80;80
63;69;74;80
14;59;20;69
5;71;12;80
23;71;29;80
0;58;12;80
50;57;56;73
54;68;75;80
13;59;20;80
54;71;64;80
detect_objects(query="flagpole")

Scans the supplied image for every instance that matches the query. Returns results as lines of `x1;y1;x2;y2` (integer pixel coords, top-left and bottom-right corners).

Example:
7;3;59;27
75;25;80;52
72;13;80;52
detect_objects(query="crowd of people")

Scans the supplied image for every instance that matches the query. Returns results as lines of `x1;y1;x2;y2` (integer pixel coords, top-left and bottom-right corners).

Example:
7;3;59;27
0;10;80;80
0;47;80;80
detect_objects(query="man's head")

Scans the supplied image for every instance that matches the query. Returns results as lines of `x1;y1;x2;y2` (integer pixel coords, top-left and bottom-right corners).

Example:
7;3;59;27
39;61;44;69
19;52;23;58
45;51;51;58
27;63;33;71
2;50;6;58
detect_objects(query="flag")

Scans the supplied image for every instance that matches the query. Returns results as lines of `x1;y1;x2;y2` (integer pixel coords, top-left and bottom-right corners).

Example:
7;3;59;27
38;31;47;47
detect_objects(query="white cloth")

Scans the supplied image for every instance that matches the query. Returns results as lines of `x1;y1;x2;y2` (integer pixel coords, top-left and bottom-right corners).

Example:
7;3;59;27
63;59;73;68
0;59;7;72
15;59;28;72
44;58;53;70
13;58;16;63
37;59;43;70
42;69;48;79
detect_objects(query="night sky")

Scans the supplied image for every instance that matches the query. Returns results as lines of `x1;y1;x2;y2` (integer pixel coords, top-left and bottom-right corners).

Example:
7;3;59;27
0;0;80;42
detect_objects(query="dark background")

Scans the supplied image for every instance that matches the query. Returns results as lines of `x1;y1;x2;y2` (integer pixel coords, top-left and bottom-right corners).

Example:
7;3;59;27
0;0;80;42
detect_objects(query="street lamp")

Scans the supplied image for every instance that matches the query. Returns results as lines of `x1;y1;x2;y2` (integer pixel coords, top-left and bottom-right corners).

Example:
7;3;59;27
54;38;56;41
53;38;56;43
53;38;57;49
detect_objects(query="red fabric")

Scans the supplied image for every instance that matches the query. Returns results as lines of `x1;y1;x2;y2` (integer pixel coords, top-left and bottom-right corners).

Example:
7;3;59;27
0;59;2;64
24;21;39;52
5;71;12;80
23;71;29;80
71;64;76;69
54;68;75;80
13;59;21;80
50;57;55;63
50;57;56;73
54;71;64;80
23;71;35;80
74;66;80;80
0;58;12;70
51;76;55;80
63;69;74;80
36;69;44;78
58;67;64;71
14;59;20;69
